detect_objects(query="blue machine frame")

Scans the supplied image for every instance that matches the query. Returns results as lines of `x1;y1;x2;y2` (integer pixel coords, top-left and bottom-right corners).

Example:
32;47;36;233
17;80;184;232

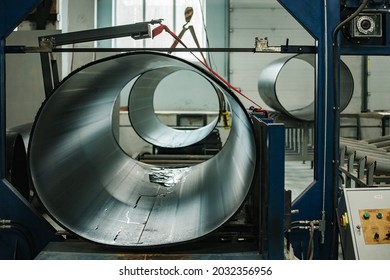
0;0;60;259
278;0;390;259
277;0;341;260
0;0;287;260
2;0;388;260
258;118;285;260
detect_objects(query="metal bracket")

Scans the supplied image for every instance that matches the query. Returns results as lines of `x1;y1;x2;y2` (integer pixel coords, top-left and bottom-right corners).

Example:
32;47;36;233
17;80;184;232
255;37;281;53
254;37;317;54
38;37;55;51
35;19;163;97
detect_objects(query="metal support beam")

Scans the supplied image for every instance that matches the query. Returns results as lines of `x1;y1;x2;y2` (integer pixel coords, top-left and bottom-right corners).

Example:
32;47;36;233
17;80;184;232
266;122;286;259
0;0;61;260
0;39;5;178
0;0;43;38
253;116;285;260
278;0;340;260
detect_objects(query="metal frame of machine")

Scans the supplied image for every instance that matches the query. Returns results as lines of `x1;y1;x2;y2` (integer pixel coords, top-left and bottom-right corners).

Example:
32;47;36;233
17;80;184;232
0;0;62;260
1;0;287;259
279;0;390;260
1;0;390;260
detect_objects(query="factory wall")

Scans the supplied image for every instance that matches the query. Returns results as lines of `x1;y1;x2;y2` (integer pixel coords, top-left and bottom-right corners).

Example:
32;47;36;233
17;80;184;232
5;1;389;141
228;1;389;140
60;0;96;75
6;30;61;128
63;0;229;156
228;1;362;114
367;56;390;111
58;0;389;118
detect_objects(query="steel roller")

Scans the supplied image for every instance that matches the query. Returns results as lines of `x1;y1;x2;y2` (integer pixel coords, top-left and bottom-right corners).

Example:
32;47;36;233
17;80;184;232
258;54;354;121
28;52;257;247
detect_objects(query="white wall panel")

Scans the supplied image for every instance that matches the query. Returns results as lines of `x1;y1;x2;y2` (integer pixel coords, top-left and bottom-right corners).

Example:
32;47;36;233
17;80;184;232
229;6;363;115
367;56;390;111
230;8;306;31
6;31;62;128
229;7;315;111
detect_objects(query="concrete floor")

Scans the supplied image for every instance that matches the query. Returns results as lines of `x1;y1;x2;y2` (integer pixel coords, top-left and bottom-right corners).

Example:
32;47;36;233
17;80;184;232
285;161;314;201
284;160;344;260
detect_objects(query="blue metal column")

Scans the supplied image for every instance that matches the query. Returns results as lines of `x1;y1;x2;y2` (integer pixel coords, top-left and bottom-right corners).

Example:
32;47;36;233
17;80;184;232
0;0;61;260
266;122;285;260
277;0;340;259
253;116;285;260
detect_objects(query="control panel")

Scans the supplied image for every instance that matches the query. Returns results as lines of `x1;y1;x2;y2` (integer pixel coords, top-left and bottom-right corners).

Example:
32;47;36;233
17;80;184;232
359;209;390;245
337;188;390;259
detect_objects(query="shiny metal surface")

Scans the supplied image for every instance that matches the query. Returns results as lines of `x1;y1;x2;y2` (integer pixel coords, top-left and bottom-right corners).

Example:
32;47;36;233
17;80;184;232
6;123;33;200
29;52;256;248
258;54;354;121
128;68;220;148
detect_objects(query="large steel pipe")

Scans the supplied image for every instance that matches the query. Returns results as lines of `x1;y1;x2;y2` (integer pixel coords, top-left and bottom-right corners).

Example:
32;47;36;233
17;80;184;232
258;54;354;121
28;52;256;247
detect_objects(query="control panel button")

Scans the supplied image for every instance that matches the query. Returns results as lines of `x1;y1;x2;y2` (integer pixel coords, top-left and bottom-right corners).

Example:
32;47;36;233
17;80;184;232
340;213;349;228
377;212;383;219
363;212;370;220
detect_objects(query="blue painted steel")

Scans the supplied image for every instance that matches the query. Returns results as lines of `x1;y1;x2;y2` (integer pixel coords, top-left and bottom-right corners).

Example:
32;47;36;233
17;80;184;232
346;0;389;8
0;180;61;259
265;122;285;260
0;0;61;259
253;116;285;260
276;0;323;39
0;0;43;39
277;0;340;259
0;40;4;177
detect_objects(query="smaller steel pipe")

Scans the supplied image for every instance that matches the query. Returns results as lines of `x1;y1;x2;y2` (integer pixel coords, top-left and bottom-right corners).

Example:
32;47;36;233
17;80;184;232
340;145;390;175
340;143;389;158
258;54;354;121
366;135;390;144
373;140;390;149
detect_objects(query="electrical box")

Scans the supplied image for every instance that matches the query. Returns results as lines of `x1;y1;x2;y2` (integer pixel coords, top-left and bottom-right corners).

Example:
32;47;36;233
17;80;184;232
337;187;390;260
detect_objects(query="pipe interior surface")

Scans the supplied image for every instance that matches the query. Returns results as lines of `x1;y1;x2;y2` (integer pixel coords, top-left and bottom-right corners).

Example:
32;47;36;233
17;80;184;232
128;68;220;148
258;54;354;121
28;52;257;247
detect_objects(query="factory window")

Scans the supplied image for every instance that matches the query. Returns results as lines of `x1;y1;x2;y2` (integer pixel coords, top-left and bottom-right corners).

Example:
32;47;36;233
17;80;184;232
113;0;206;61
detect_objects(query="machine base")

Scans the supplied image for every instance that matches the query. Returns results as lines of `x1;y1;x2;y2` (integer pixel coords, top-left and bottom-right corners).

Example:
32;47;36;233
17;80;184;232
35;241;264;260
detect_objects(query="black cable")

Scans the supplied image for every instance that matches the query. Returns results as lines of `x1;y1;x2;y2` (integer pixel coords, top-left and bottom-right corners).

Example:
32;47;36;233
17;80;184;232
306;222;315;260
331;0;369;259
1;220;36;259
10;221;36;258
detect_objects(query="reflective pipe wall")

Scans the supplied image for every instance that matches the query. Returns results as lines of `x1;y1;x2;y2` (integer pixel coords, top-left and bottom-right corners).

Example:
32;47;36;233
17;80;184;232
258;54;354;121
28;52;256;247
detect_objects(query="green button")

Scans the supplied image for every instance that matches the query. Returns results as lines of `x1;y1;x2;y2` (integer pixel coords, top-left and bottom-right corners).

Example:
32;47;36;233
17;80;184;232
363;212;370;220
377;212;383;219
